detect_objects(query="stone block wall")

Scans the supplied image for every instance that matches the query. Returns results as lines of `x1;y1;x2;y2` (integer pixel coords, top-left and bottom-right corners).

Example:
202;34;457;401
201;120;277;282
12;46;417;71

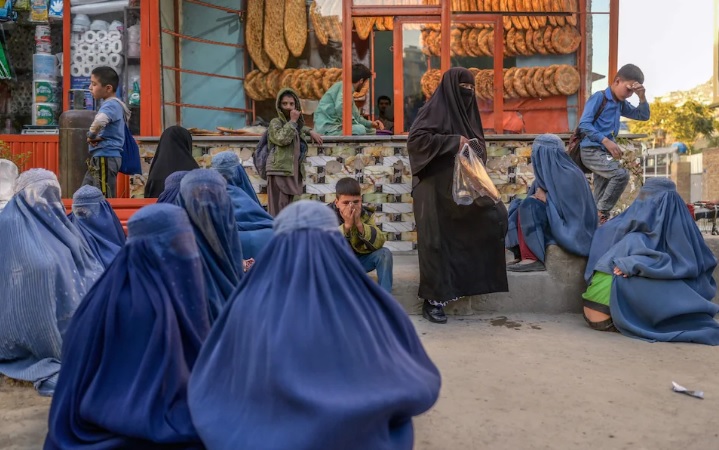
132;136;644;250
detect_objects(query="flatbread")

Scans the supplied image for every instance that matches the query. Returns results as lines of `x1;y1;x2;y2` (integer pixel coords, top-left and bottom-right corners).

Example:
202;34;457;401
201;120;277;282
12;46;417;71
551;24;581;54
486;28;495;55
505;28;518;55
514;30;531;55
543;26;556;53
524;67;538;97
476;28;491;55
354;17;374;40
278;68;296;90
264;0;289;69
525;28;536;54
327;15;343;42
462;28;476;56
552;0;566;26
322;68;338;92
543;65;560;95
468;28;483;56
311;69;326;99
244;70;261;100
451;28;466;56
554;64;580;95
246;0;271;73
384;17;394;31
565;0;577;26
285;0;308;57
513;67;529;97
532;67;551;97
545;0;557;26
533;26;548;54
309;2;328;46
266;69;283;98
503;67;518;98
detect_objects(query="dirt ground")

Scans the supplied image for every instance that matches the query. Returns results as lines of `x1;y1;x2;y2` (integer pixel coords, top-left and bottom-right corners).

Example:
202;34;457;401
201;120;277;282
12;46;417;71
2;314;719;450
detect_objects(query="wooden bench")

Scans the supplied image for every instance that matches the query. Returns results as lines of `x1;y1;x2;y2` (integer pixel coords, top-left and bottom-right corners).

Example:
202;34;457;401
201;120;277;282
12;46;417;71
63;198;156;233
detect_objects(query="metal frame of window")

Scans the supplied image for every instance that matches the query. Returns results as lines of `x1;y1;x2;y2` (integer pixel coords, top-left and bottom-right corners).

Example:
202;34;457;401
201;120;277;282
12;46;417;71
339;0;619;136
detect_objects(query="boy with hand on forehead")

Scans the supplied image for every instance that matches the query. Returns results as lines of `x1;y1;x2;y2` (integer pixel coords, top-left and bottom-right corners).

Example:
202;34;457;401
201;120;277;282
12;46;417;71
579;63;650;224
83;66;130;198
329;177;393;293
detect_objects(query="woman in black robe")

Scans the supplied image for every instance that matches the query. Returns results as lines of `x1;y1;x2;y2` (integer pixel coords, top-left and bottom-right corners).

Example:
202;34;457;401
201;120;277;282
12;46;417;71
408;67;508;324
144;126;200;198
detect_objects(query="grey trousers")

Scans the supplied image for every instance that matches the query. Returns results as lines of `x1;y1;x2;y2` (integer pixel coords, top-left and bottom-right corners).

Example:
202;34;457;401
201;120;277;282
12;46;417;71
82;156;122;198
580;146;629;213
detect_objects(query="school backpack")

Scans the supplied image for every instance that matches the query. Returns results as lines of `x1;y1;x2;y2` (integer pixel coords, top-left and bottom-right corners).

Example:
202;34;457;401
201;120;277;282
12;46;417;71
119;123;142;175
253;130;270;180
567;94;608;173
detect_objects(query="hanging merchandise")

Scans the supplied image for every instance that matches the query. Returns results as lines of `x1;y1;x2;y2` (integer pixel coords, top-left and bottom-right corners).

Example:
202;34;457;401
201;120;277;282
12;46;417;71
0;0;18;22
0;35;12;79
128;78;140;107
49;0;63;20
29;0;49;23
35;25;52;53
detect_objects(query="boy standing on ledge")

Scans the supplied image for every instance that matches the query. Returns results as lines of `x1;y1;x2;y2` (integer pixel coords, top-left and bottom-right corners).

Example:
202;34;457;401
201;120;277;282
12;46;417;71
83;66;129;198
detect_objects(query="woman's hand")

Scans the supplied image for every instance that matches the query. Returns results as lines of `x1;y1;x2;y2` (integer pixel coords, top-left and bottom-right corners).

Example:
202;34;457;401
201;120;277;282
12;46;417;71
459;136;469;151
532;187;547;203
243;258;255;272
613;266;628;278
309;130;323;145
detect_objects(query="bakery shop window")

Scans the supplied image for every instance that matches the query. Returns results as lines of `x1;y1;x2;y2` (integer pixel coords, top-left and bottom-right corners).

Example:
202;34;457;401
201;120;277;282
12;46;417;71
243;0;345;131
0;6;64;135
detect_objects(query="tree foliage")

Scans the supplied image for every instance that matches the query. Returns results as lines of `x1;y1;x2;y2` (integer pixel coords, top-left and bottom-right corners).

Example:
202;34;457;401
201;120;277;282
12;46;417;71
626;99;719;146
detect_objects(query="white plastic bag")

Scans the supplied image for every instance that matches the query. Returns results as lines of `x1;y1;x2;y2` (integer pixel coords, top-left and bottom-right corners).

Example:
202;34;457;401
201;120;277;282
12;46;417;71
452;140;500;206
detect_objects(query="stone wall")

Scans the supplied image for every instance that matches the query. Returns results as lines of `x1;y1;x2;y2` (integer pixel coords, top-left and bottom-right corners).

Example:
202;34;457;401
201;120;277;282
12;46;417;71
703;148;719;201
133;136;644;250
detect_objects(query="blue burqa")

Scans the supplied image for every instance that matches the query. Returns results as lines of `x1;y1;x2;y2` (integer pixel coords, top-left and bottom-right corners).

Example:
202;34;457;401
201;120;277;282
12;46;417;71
0;169;103;396
188;201;441;450
506;134;597;261
211;151;260;204
68;185;126;269
157;170;189;204
585;178;719;345
44;203;210;449
176;169;244;322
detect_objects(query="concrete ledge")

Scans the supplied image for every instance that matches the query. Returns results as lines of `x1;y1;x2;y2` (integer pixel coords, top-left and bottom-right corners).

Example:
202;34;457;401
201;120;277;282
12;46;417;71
390;239;719;315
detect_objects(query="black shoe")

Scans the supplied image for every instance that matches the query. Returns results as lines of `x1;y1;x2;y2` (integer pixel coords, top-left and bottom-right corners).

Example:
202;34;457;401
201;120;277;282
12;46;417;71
507;261;546;272
422;299;448;324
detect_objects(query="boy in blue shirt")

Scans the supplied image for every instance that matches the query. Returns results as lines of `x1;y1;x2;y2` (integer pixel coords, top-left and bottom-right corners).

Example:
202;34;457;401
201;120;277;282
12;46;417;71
579;64;650;223
83;66;130;198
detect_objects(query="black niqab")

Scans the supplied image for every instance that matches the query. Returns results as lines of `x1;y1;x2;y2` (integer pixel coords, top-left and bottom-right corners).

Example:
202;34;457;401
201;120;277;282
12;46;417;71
144;126;200;198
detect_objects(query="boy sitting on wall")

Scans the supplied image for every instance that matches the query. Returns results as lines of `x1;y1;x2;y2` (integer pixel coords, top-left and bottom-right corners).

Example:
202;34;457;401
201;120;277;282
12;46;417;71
329;177;393;293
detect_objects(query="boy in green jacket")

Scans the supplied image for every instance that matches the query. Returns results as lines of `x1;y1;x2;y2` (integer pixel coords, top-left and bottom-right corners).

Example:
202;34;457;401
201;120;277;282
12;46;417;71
267;88;323;216
329;177;393;293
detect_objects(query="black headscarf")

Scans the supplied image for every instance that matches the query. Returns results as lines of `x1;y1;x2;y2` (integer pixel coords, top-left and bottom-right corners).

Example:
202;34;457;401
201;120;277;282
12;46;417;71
144;126;200;198
407;68;485;179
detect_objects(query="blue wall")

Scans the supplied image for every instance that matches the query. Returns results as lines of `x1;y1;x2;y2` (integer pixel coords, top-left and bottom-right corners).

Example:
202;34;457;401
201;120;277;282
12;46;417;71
181;1;245;129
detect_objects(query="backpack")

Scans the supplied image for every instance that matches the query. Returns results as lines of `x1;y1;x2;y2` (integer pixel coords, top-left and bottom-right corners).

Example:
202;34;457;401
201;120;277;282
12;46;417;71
119;123;142;175
253;130;270;180
567;94;608;173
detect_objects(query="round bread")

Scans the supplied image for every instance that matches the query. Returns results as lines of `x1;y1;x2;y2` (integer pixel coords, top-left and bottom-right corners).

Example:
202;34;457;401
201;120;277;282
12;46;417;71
532;67;551;97
278;68;296;90
285;0;308;57
508;0;523;29
552;0;566;26
451;28;465;56
543;26;556;53
553;64;580;95
486;28;496;55
551;25;581;54
525;28;537;54
311;69;326;99
565;0;577;26
468;28;483;56
309;2;329;46
506;28;519;55
543;65;560;95
353;79;369;100
462;28;476;56
321;69;335;92
533;26;549;54
375;16;386;31
531;0;542;11
421;31;432;56
500;0;508;11
474;71;486;100
476;28;490;55
255;71;271;100
514;30;531;55
267;69;283;98
529;16;540;30
513;67;529;97
481;70;495;101
244;70;261;101
353;17;374;40
503;67;518;98
468;67;481;79
492;0;502;11
524;67;538;97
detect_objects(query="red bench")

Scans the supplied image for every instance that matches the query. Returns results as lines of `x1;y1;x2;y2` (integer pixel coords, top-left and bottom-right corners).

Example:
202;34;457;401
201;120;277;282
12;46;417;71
63;198;156;234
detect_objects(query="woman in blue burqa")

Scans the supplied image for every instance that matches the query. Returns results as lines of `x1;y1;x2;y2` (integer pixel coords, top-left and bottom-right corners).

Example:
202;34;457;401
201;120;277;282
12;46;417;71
44;203;210;449
211;150;274;258
188;200;441;450
156;170;190;204
175;169;245;322
505;134;598;272
0;169;103;396
68;185;126;269
582;178;719;344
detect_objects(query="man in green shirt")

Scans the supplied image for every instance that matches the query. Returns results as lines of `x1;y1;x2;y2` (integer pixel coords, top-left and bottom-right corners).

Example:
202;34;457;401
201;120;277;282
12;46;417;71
314;63;384;136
